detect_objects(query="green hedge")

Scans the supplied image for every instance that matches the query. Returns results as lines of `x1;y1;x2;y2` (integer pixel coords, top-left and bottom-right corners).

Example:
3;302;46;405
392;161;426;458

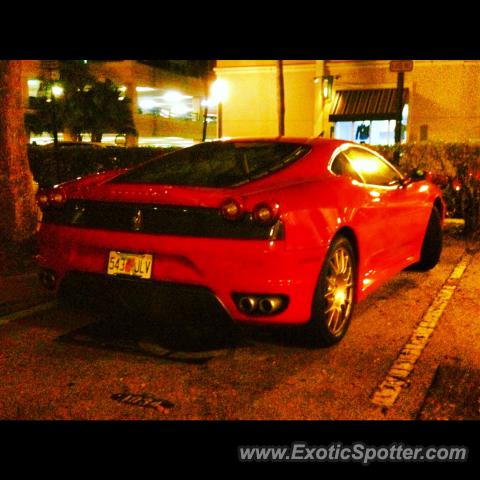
29;145;179;188
373;142;480;235
374;142;480;175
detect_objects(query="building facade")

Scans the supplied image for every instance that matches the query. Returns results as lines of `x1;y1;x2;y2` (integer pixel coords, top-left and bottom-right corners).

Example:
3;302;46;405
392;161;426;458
21;60;217;146
215;60;480;145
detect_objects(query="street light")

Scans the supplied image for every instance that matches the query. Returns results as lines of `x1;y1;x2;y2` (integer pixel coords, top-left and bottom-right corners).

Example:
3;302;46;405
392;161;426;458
50;82;63;148
51;85;64;98
210;79;228;139
50;82;63;183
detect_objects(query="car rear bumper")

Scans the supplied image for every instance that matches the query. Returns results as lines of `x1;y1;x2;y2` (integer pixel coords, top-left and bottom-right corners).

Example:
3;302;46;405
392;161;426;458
37;224;327;325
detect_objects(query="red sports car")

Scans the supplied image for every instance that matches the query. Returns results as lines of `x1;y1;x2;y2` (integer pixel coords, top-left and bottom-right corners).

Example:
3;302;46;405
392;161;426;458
36;138;444;346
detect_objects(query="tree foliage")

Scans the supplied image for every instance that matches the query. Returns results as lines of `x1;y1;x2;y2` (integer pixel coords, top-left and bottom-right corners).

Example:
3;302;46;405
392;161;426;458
25;60;137;142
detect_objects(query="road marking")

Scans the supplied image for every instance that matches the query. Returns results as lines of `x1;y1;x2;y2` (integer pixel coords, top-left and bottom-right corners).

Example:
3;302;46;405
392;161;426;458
0;301;58;326
371;253;473;408
444;218;465;226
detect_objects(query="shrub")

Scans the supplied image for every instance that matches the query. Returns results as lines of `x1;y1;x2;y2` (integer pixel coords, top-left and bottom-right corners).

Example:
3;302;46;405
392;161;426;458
373;142;480;237
28;145;179;187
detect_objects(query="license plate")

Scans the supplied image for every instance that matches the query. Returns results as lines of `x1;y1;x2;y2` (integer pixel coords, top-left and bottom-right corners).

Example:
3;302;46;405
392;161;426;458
107;251;153;279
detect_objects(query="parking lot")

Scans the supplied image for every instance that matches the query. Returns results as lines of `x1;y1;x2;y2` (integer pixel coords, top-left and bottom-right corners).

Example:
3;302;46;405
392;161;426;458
0;235;478;420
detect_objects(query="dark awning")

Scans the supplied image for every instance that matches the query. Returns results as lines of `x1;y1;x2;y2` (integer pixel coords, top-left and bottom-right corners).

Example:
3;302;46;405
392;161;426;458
329;88;409;122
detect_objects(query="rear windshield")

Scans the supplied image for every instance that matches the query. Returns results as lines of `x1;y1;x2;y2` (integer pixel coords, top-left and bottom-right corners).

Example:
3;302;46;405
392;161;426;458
113;141;311;187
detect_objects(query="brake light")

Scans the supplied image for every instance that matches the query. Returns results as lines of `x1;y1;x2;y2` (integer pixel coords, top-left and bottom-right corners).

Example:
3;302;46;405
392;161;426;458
220;198;244;221
36;191;50;208
49;188;66;207
37;187;66;209
253;202;280;225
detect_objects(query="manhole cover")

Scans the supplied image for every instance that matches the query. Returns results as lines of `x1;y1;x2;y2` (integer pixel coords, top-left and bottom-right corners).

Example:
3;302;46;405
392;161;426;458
111;391;174;413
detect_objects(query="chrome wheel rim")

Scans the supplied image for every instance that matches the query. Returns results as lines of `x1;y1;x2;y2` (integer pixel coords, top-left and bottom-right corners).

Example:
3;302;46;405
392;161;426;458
324;246;354;336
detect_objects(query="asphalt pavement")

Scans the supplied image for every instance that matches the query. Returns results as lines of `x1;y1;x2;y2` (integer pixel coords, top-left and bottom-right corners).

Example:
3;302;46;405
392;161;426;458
0;233;478;420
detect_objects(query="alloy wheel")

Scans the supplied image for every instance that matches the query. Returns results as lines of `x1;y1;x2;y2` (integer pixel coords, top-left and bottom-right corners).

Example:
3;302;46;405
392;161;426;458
324;246;354;336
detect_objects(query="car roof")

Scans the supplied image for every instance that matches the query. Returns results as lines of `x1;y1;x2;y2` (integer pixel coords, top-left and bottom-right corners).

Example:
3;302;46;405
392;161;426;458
218;136;347;148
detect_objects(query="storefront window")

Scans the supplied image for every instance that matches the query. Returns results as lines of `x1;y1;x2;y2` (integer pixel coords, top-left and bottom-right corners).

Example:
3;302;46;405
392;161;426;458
334;118;407;146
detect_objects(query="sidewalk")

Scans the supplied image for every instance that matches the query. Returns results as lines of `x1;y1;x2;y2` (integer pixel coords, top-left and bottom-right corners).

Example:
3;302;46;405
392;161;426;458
0;267;55;318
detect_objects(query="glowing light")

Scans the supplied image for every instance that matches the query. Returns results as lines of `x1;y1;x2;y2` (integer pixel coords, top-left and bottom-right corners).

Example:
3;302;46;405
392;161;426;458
163;90;184;103
138;98;158;110
419;185;429;193
51;85;64;97
28;79;41;97
136;86;155;92
211;79;228;103
171;104;191;116
369;190;381;198
201;98;216;108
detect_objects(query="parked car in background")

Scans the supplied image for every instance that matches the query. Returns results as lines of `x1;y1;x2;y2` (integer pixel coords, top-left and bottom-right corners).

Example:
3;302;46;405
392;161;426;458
35;138;445;346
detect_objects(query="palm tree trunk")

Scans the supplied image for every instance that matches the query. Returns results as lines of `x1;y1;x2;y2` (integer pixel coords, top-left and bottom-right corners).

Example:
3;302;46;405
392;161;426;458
0;60;37;243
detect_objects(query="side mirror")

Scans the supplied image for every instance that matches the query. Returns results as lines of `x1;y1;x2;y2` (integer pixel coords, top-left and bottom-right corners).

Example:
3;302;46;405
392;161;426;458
395;168;426;187
407;168;449;187
409;168;427;181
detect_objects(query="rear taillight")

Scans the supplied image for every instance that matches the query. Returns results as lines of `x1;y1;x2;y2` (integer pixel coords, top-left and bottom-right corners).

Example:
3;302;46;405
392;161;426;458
49;189;66;206
37;187;66;209
220;198;244;221
36;191;50;209
253;202;280;225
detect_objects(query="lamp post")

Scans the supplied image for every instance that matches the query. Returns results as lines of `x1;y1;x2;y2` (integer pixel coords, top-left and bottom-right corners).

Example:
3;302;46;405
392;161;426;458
211;79;228;139
50;84;63;182
389;60;413;164
50;84;63;147
201;101;209;142
277;60;285;137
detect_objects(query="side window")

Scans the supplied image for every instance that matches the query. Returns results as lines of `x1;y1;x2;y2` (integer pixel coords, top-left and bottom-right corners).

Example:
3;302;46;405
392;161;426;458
344;148;401;186
330;152;364;183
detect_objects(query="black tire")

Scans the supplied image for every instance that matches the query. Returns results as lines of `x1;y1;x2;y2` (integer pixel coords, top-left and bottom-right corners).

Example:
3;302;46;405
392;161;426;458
305;235;356;347
411;207;443;271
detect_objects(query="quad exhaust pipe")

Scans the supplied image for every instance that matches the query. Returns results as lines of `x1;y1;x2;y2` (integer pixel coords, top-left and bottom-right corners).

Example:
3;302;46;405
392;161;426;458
238;296;257;313
258;297;283;314
236;294;287;315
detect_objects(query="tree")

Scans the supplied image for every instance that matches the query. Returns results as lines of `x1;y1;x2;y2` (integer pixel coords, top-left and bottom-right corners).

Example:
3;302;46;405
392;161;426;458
25;61;137;143
24;95;65;138
68;78;136;143
0;61;37;243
